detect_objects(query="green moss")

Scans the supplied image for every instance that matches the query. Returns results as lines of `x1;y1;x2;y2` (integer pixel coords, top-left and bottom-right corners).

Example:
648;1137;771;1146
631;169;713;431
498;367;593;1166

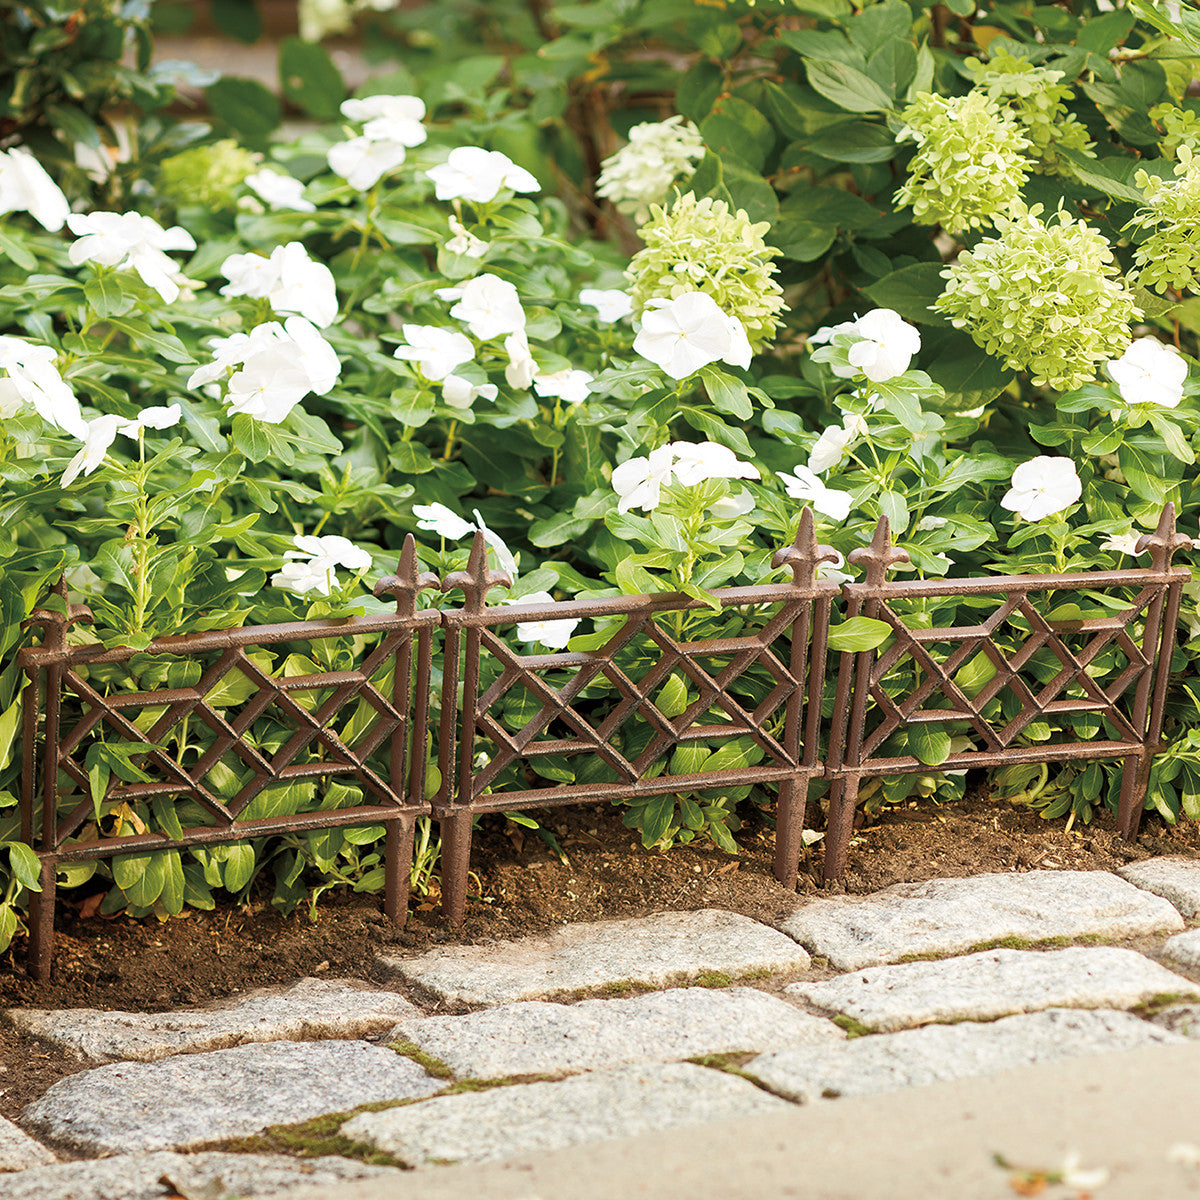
601;979;654;997
444;1074;557;1094
687;1051;756;1071
1133;992;1198;1016
694;971;733;988
832;1014;873;1038
215;1100;412;1167
894;933;1113;963
388;1039;454;1080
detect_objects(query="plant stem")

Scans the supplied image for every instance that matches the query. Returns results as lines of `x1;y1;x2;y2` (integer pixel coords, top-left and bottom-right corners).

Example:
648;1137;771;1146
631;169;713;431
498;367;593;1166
130;430;152;635
442;420;459;460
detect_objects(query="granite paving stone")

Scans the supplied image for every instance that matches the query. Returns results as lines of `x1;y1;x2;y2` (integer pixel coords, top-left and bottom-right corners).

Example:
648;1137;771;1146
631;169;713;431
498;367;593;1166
785;946;1200;1032
743;1008;1182;1103
0;1151;402;1200
1162;928;1200;969
341;1062;791;1166
776;871;1183;970
1150;1003;1200;1037
381;910;811;1005
0;1115;56;1172
390;986;842;1078
19;1039;441;1155
6;977;422;1063
1118;857;1200;917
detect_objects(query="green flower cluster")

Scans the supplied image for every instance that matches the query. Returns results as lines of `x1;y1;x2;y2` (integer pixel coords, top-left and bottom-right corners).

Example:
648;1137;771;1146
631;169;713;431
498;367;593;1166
935;208;1139;390
1150;103;1200;158
1132;144;1200;293
895;91;1031;233
626;191;785;350
967;51;1093;176
158;140;259;212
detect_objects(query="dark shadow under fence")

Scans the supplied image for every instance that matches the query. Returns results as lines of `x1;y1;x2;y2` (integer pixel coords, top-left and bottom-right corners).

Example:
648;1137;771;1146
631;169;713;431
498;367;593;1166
16;506;1192;977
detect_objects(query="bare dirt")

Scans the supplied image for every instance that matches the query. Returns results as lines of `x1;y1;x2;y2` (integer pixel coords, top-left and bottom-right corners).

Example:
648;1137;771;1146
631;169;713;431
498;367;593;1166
0;793;1197;1120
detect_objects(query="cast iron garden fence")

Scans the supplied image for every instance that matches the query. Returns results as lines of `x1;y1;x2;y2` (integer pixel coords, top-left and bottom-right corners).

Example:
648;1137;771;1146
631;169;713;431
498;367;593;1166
16;505;1193;976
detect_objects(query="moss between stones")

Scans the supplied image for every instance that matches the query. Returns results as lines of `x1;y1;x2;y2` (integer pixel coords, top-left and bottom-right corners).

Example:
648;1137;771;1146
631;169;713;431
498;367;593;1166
831;1014;873;1038
387;1039;454;1079
1132;992;1198;1017
693;971;733;988
893;933;1113;963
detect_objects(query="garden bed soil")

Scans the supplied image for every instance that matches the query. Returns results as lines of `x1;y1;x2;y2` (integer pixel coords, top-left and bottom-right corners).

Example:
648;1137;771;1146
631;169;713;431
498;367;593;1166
1;794;1198;1123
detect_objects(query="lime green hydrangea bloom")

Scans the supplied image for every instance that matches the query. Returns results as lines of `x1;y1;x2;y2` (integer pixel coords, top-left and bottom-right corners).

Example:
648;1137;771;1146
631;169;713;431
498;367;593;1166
966;50;1093;176
935;208;1139;391
895;91;1031;234
1150;104;1200;158
626;192;785;351
1132;144;1200;293
158;140;259;212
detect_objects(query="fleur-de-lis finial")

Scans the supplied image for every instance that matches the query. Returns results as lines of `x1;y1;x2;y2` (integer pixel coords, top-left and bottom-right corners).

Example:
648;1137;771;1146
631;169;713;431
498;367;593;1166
22;574;94;653
848;515;910;588
372;535;440;617
441;530;512;612
772;506;842;586
1135;503;1193;573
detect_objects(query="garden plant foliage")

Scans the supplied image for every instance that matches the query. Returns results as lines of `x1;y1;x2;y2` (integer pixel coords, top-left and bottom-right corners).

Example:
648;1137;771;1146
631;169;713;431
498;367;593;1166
1;0;1200;946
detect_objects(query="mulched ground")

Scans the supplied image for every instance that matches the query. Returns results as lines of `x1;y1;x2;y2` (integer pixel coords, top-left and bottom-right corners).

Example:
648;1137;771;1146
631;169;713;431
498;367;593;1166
0;792;1197;1120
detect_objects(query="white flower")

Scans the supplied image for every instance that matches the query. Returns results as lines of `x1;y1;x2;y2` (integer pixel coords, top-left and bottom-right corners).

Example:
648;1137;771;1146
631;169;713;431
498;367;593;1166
221;242;338;328
61;414;126;486
830;309;921;383
504;329;537;389
440;273;526;340
0;147;70;231
66;211;197;303
504;590;579;650
670;440;759;485
473;508;518;575
245;168;315;212
1059;1152;1109;1191
915;515;948;531
414;502;476;540
441;374;497;409
595;116;705;224
816;548;854;585
579;288;633;323
327;136;408;190
289;533;372;571
128;403;182;432
1107;337;1188;408
533;368;593;404
1099;530;1145;555
393;325;475;382
446;216;488;259
287;316;342;395
633;292;753;380
425;146;538;204
1001;456;1082;522
341;94;426;147
777;465;854;521
220;251;278;300
808;414;869;474
299;0;354;41
0;336;85;437
612;445;676;513
271;559;337;596
710;489;754;519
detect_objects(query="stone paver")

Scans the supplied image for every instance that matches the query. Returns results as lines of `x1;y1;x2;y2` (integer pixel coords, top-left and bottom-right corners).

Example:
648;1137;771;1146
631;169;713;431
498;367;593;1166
1163;928;1200;969
390;986;841;1078
1118;857;1200;917
786;946;1200;1032
382;910;811;1005
20;1039;441;1155
342;1062;791;1166
777;871;1183;970
0;1151;401;1200
6;978;421;1063
1149;1004;1200;1038
743;1008;1182;1103
0;1115;56;1172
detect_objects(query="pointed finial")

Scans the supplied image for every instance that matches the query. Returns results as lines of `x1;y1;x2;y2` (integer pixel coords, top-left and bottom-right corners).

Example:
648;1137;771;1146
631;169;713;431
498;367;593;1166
847;515;909;587
441;530;512;612
373;535;440;617
1135;503;1193;572
772;507;842;585
22;573;94;652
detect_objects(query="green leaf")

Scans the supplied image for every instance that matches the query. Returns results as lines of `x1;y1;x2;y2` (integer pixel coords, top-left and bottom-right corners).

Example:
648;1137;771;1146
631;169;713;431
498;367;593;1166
212;0;261;42
205;77;282;147
701;98;775;171
805;60;894;114
909;724;952;766
1058;149;1147;204
878;491;909;533
863;263;950;327
827;616;893;652
83;272;130;321
699;367;753;419
47;103;100;148
104;318;194;364
920;328;1015;412
222;842;257;892
389;440;436;475
231;414;273;464
159;850;186;915
677;59;723;123
280;38;346;120
804;120;897;163
0;227;37;271
638;795;676;847
4;842;42;892
847;0;915;57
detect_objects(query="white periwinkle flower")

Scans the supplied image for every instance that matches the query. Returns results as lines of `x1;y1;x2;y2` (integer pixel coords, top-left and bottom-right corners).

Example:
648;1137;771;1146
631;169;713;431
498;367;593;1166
808;414;869;474
414;502;476;540
612;444;677;513
441;374;497;409
670;440;759;485
505;590;579;650
1001;456;1082;522
67;211;197;302
1106;337;1188;408
830;309;922;383
579;288;633;323
595;115;705;224
1099;530;1145;555
633;291;753;380
439;273;526;340
710;489;755;519
291;534;372;571
0;336;85;437
327;136;408;190
426;146;538;204
533;368;593;405
0;147;70;231
816;548;854;585
446;216;488;259
777;465;854;521
220;242;338;328
504;329;537;389
272;533;371;597
61;415;126;487
392;325;475;381
245;168;315;212
340;94;427;147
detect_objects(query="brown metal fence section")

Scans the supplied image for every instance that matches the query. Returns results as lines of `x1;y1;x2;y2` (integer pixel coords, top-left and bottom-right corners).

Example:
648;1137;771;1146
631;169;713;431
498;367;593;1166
15;506;1191;976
